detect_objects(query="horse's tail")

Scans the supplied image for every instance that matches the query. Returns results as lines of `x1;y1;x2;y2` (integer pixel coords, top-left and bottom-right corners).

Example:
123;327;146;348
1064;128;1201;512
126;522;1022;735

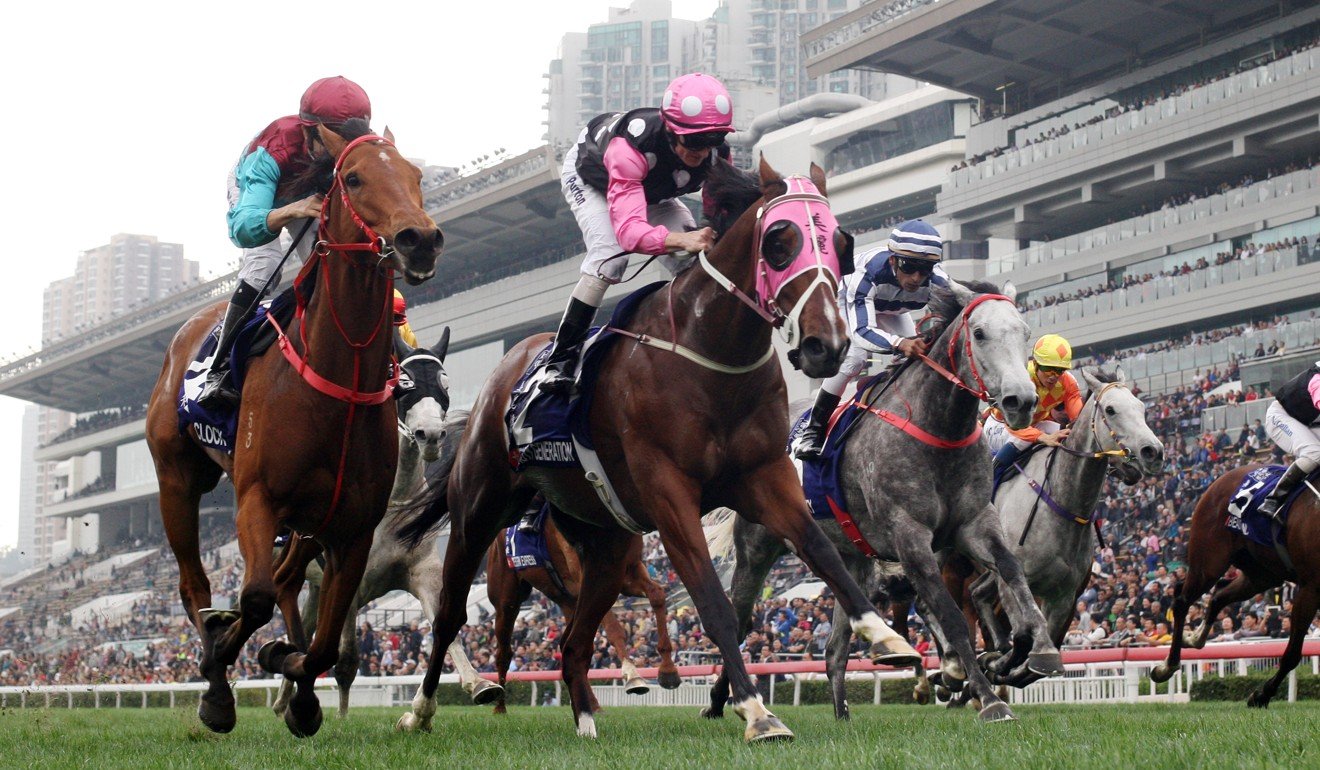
703;507;739;563
393;410;469;549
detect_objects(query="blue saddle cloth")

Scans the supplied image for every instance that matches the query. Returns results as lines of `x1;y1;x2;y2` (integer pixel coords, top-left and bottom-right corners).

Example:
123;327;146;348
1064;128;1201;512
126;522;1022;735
176;290;297;453
792;374;884;522
1225;465;1310;546
504;504;552;571
506;282;666;471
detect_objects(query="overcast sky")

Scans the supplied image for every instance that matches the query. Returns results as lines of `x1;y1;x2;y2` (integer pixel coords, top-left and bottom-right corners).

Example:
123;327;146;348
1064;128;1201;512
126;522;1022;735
0;0;720;548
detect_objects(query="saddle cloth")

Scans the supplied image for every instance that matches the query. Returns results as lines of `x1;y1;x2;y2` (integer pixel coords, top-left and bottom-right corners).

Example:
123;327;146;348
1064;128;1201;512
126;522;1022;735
1225;465;1312;546
176;289;296;453
791;373;886;523
505;281;668;534
991;443;1047;501
504;503;552;571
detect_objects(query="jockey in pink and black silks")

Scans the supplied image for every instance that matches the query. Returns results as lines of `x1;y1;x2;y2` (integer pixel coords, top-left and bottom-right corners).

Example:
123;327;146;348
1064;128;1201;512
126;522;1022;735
538;73;737;396
198;76;372;409
1259;362;1320;519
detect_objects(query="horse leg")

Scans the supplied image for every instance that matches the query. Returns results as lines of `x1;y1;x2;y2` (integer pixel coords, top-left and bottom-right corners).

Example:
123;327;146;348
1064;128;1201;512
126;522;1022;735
1178;543;1241;649
957;505;1062;680
411;549;503;707
890;520;1015;722
490;567;532;716
271;539;319;716
625;561;680;690
703;519;784;719
601;609;647;695
332;595;363;718
731;460;919;666
967;571;1012;661
559;533;634;738
825;600;856;719
261;538;375;738
1249;584;1318;708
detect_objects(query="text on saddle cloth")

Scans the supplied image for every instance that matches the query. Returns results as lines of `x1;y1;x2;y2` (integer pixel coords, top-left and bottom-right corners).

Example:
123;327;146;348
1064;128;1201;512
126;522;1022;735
505;504;553;571
1225;465;1316;547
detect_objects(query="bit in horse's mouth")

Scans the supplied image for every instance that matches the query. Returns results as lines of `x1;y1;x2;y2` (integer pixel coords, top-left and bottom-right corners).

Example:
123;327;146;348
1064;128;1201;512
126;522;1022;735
403;269;436;286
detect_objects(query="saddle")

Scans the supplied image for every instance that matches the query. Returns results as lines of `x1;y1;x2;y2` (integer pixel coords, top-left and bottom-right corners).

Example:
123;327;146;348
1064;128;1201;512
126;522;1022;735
1226;465;1315;548
792;371;888;523
991;443;1047;500
505;282;668;534
504;503;552;571
176;288;298;453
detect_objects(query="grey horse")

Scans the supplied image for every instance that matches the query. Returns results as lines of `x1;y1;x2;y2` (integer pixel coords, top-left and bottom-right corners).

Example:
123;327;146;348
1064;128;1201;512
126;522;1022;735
705;280;1062;723
924;366;1164;704
273;333;503;717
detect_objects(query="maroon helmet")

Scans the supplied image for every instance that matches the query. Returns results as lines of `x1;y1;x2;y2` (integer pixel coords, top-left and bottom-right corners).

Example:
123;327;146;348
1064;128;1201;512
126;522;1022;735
298;76;371;126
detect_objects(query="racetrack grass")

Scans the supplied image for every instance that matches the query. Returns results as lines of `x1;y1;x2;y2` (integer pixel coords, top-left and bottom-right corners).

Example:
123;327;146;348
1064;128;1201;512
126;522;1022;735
0;702;1314;769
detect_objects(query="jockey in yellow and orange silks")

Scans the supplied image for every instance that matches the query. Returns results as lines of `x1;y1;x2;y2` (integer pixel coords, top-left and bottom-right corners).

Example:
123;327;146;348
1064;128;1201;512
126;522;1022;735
983;334;1084;477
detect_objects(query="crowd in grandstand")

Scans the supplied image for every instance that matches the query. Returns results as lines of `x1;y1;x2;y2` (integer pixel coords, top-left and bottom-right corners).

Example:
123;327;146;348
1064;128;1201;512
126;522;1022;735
42;404;148;448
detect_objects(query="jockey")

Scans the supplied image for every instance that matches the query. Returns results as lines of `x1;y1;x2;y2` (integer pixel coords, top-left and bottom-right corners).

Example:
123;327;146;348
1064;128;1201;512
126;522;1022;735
198;76;372;409
539;73;735;395
791;220;947;461
393;289;418;348
984;334;1084;478
1259;361;1320;519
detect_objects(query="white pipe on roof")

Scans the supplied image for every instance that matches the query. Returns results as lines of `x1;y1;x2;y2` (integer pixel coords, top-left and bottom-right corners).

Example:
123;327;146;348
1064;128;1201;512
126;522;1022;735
728;93;874;148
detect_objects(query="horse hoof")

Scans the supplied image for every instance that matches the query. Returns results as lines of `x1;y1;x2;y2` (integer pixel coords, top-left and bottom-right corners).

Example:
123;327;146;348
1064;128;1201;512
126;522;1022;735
934;685;951;703
469;680;504;706
1149;664;1174;684
745;716;795;743
200;608;240;633
946;693;967;709
395;712;432;733
1246;691;1269;709
576;714;598;739
699;706;724;720
978;701;1017;723
197;694;236;734
969;699;983;712
658;670;683;690
284;699;323;738
624;677;651;696
913;687;930;705
977;650;1003;670
868;641;921;668
258;640;299;675
1027;652;1064;678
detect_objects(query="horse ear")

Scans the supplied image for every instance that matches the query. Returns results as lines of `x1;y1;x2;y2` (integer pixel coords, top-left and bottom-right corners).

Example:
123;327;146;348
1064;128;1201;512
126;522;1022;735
1001;280;1018;303
1115;364;1127;384
948;280;976;308
317;124;347;160
383;125;396;144
1079;366;1103;395
758;154;782;191
432;327;451;363
809;162;828;196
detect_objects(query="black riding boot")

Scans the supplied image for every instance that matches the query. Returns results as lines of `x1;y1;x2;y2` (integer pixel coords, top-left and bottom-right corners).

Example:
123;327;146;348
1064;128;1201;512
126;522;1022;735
1259;462;1310;521
197;281;262;410
792;391;842;461
539;298;598;396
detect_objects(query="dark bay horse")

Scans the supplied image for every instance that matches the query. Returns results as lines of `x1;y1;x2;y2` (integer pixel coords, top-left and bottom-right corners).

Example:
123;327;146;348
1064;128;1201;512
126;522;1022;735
146;122;441;737
483;506;681;714
397;159;919;742
706;280;1062;723
1151;463;1320;707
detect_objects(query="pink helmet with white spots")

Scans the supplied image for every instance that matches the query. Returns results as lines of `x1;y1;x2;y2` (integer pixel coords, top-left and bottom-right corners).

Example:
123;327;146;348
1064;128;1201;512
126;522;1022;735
661;73;735;136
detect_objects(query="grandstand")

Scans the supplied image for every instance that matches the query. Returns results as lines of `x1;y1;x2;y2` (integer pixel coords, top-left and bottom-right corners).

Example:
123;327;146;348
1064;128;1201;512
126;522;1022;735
1;0;1318;688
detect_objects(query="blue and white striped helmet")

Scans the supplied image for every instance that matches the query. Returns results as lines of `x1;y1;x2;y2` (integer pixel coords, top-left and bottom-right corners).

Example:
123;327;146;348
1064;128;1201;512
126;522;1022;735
887;219;943;261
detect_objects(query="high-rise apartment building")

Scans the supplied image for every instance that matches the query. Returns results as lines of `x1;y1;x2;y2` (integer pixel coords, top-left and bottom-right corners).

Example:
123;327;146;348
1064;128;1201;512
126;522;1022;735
32;234;196;562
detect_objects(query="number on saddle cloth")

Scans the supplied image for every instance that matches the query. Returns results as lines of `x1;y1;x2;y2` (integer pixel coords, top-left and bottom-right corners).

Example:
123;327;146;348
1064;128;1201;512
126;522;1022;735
1226;465;1305;545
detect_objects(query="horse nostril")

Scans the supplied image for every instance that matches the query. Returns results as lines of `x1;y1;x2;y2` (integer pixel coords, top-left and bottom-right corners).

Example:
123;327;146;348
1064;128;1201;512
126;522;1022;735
1001;395;1021;412
800;337;825;360
1141;445;1162;462
395;228;421;253
414;429;427;442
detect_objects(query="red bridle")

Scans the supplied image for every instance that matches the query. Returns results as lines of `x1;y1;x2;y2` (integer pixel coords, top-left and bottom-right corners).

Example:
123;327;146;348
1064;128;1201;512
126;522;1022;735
915;293;1012;403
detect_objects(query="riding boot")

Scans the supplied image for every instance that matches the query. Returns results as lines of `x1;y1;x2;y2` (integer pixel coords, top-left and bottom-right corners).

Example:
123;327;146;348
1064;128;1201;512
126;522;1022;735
539;298;598;396
1259;462;1310;521
991;443;1025;492
197;280;262;410
792;391;842;461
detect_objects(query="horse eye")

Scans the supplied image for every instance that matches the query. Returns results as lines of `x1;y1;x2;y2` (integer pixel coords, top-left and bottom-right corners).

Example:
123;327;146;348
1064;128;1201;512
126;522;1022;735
973;328;985;341
761;221;801;271
1106;406;1116;416
345;172;362;188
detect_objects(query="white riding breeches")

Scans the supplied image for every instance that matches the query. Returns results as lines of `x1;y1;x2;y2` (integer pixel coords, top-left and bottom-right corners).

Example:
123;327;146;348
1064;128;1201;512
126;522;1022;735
560;133;695;284
983;416;1062;454
227;166;315;290
1265;400;1320;473
820;311;916;397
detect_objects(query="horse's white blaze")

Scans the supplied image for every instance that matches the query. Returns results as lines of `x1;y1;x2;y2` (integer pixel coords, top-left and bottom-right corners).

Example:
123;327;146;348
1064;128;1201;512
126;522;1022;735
378;151;391;163
576;713;597;738
852;610;907;645
731;695;774;724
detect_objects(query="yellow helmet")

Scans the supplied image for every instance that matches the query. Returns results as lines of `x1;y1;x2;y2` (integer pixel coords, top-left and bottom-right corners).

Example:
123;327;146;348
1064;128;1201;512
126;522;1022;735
1032;334;1073;369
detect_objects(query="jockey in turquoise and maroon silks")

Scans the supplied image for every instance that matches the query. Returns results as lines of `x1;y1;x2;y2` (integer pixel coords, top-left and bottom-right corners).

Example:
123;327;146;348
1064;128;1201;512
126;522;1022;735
1260;361;1320;519
538;73;736;397
198;76;372;410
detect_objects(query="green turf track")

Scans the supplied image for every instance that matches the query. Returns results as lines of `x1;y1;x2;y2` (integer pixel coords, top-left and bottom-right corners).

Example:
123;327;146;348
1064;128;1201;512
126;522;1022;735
0;702;1314;769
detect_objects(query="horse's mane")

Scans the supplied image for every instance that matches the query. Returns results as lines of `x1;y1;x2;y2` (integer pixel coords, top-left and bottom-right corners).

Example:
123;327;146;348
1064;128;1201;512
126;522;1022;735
702;160;768;237
1085;367;1118;385
880;279;1004;380
278;118;375;200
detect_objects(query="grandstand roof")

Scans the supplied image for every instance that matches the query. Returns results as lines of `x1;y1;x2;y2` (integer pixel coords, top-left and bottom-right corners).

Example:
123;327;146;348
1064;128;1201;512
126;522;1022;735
804;0;1290;107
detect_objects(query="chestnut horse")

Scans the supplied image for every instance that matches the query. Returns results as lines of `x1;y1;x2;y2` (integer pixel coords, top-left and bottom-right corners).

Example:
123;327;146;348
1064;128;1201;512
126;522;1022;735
396;159;919;743
146;121;441;737
1151;463;1320;707
483;505;681;714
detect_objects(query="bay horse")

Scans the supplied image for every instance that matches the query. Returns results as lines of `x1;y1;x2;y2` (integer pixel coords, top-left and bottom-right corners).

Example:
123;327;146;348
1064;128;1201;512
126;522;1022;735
1151;462;1320;707
146;121;442;737
483;502;681;714
706;280;1062;723
271;337;504;718
397;158;920;743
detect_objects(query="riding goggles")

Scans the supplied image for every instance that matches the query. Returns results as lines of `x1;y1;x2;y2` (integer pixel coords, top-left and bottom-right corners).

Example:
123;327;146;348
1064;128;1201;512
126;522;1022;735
677;131;727;150
894;255;938;276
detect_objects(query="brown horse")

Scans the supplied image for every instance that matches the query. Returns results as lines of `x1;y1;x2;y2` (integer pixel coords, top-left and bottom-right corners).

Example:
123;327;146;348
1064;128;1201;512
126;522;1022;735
146;121;442;737
1151;463;1320;707
483;507;681;714
396;159;920;743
